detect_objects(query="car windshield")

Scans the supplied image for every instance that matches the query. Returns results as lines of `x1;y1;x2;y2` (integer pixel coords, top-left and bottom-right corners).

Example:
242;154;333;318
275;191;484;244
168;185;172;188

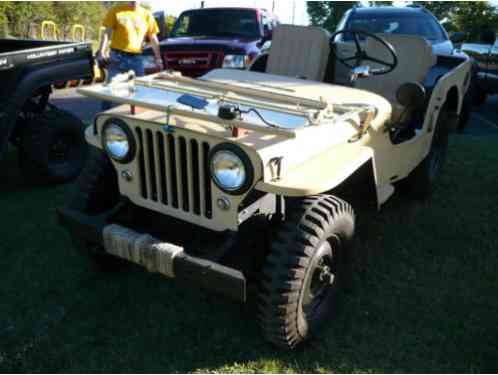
170;9;260;39
344;13;447;43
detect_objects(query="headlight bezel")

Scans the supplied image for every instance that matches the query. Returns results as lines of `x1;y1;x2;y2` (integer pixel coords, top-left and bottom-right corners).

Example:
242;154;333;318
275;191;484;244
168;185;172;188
222;54;249;69
209;143;254;195
101;118;136;164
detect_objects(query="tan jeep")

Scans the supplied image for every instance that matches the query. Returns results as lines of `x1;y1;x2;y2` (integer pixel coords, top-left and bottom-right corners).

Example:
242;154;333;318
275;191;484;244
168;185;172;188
58;25;471;349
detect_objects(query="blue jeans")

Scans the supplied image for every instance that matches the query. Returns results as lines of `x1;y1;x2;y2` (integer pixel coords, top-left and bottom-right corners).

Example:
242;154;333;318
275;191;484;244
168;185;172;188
102;49;145;110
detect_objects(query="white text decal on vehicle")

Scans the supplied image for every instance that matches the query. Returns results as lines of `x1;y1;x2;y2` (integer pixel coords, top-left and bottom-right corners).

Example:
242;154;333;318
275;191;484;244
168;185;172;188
26;47;75;61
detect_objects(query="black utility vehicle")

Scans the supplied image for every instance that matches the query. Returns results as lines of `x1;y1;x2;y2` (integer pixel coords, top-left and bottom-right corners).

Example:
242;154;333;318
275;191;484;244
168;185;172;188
0;38;93;184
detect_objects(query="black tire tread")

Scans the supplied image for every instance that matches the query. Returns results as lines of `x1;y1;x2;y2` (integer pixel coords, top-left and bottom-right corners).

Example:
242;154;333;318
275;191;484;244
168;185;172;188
19;106;87;185
257;195;355;349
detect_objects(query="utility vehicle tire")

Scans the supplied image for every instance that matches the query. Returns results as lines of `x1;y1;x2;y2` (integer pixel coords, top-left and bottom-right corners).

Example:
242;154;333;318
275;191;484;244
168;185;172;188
403;106;450;198
66;146;123;269
457;95;472;133
19;106;87;185
258;195;355;349
473;89;487;107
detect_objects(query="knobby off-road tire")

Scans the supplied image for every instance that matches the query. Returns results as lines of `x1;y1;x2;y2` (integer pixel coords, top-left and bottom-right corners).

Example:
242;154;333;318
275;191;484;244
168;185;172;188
258;195;355;349
66;146;122;269
19;106;87;185
402;105;450;199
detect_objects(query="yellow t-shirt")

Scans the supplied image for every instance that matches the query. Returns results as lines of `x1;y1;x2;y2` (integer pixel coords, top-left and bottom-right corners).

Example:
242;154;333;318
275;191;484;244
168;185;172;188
103;4;159;54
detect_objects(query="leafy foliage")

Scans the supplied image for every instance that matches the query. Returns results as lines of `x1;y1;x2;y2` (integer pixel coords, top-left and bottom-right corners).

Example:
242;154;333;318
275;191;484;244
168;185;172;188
307;1;498;41
0;1;107;39
306;1;359;32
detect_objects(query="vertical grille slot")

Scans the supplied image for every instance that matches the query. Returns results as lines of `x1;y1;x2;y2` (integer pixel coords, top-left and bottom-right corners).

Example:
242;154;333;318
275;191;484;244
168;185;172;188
190;140;201;215
203;142;212;219
145;129;158;202
179;137;189;212
136;128;147;199
156;132;167;205
168;134;178;209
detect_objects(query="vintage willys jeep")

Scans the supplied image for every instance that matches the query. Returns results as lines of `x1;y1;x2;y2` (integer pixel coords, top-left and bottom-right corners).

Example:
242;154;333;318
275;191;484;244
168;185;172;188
58;26;471;348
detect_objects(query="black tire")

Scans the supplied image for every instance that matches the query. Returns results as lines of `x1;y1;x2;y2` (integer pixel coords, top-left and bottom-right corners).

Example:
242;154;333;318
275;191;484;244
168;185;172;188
473;89;487;107
66;146;122;269
402;106;450;198
18;106;87;185
258;195;355;349
457;95;472;133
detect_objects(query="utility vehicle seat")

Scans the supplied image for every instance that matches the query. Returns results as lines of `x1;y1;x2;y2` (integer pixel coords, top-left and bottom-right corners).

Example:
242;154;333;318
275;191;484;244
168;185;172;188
355;34;437;122
266;25;331;81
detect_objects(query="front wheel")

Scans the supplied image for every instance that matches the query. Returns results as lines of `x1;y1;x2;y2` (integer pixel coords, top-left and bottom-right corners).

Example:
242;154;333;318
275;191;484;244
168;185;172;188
19;106;87;185
258;195;355;349
65;146;123;270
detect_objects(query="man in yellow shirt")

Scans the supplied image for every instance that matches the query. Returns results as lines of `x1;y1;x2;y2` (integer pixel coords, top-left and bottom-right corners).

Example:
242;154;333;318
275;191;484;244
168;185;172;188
98;2;163;108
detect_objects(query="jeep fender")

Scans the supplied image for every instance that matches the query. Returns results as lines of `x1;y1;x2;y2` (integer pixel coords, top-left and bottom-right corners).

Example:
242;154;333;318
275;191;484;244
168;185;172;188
0;59;92;160
256;144;374;198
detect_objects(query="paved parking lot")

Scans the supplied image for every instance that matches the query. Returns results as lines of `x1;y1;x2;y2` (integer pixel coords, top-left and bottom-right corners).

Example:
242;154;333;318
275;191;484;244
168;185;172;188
52;87;498;135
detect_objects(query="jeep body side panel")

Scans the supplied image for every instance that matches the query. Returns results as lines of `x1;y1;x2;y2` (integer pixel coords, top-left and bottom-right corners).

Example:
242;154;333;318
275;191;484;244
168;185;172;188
0;39;93;159
367;55;470;188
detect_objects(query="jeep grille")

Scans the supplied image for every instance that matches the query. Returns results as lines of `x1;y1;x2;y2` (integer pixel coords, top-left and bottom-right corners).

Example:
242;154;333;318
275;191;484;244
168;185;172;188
135;128;213;219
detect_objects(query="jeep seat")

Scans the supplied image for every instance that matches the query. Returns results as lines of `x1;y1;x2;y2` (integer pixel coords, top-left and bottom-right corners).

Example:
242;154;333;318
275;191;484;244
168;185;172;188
355;34;436;122
266;25;331;81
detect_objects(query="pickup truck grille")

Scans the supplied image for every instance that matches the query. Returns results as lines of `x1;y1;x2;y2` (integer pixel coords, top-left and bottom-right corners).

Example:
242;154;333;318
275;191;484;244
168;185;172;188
135;127;213;219
164;51;224;77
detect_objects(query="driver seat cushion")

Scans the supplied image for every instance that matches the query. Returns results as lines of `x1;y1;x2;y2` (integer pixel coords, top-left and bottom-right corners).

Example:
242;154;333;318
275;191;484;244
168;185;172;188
266;25;331;81
355;34;436;122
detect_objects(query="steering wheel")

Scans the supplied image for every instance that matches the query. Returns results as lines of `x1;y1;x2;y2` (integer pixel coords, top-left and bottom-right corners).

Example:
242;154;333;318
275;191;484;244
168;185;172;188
331;29;398;76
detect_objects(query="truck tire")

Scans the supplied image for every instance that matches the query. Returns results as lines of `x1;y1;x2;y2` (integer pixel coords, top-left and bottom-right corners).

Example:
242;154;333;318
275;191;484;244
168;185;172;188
66;146;123;269
258;195;355;349
402;106;450;198
457;95;472;133
473;89;487;107
19;106;87;185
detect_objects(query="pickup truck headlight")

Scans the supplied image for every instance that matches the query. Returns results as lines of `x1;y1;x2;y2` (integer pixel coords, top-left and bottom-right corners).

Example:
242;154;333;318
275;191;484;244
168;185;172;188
222;54;249;69
102;119;135;163
209;144;254;194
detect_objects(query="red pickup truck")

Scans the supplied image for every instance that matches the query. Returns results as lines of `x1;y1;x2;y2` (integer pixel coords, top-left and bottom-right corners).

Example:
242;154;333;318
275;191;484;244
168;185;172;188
143;7;279;77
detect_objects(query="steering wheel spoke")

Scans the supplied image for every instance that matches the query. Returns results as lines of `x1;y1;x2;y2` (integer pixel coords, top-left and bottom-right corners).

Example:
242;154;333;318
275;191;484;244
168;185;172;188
331;29;398;76
365;56;396;68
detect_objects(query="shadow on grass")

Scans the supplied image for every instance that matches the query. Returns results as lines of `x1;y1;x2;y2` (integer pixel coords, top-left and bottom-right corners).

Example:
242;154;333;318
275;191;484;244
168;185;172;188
1;136;498;373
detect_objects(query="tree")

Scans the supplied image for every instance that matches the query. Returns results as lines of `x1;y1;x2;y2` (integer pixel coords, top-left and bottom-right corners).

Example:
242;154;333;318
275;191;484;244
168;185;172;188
369;1;393;6
307;1;359;32
412;1;459;21
0;2;107;39
453;1;498;41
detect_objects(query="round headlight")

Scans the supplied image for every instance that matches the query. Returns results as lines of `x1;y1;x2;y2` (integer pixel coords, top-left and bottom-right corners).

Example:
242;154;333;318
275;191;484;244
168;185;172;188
102;119;135;163
210;144;254;195
211;151;246;191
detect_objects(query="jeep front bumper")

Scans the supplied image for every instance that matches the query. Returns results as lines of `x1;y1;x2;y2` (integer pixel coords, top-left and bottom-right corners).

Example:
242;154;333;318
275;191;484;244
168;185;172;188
57;207;247;302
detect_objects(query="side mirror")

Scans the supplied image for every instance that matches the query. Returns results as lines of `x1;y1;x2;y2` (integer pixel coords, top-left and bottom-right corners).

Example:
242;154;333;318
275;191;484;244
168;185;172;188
450;32;466;44
396;82;426;109
263;26;272;41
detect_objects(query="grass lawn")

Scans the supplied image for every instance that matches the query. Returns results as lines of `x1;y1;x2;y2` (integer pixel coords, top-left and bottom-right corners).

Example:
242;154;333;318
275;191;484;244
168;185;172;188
1;134;497;373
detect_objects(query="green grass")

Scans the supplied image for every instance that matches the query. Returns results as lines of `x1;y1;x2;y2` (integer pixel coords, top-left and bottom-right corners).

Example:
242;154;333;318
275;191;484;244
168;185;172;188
1;135;498;373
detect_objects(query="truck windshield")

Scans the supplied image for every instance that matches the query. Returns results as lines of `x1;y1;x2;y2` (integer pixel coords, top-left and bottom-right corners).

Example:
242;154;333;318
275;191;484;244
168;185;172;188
170;9;260;39
344;13;447;43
